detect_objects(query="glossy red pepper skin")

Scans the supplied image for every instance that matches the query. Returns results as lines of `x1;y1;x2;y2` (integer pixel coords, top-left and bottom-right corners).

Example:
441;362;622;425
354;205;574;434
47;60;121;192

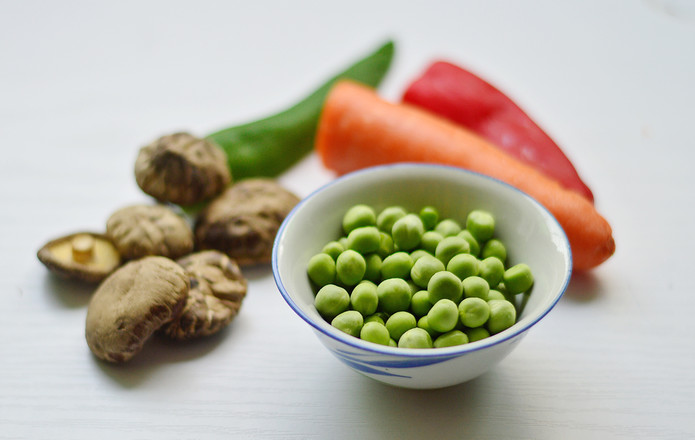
402;61;594;203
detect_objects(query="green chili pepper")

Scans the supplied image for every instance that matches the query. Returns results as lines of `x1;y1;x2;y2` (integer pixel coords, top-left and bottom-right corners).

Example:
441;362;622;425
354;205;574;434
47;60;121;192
206;40;395;180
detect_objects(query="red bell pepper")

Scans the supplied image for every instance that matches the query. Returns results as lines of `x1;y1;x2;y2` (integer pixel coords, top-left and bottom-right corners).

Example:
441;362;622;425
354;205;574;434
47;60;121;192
402;61;594;202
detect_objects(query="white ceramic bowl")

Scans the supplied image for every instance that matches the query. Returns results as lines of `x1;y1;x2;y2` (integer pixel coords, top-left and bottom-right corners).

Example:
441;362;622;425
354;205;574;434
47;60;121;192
272;164;571;389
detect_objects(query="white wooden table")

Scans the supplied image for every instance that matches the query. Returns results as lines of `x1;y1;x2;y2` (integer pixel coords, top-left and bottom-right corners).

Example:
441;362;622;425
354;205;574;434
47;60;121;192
2;1;693;438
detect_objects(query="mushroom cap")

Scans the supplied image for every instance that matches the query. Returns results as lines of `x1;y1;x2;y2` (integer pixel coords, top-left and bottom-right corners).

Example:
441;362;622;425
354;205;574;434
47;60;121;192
135;132;231;206
106;204;194;260
37;232;121;283
85;256;190;363
162;250;248;340
194;179;300;265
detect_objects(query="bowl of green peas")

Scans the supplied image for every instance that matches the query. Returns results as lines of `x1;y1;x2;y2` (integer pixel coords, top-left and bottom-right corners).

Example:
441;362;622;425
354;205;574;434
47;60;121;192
272;163;571;389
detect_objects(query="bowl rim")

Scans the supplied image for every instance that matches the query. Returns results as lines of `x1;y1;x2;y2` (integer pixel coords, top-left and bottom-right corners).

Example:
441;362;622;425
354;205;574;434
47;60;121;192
272;163;572;358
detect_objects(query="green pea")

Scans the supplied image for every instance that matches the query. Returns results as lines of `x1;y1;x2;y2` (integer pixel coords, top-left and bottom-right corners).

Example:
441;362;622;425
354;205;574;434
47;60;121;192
385;311;417;341
457;230;480;257
482;239;507;263
496;284;518;305
377;232;394;259
307;253;336;287
314;284;350;320
416;315;441;339
447;253;480;281
419;206;439;230
410;249;432;262
434;219;462;237
321;241;344;261
365;315;384;325
336;250;366;286
377;206;407;232
381;251;414;279
487;289;506;301
331;310;364;337
363;253;382;283
365;312;389;326
453;314;466;331
487;299;517;334
433;330;469;348
376;278;412;314
478;256;505;288
410;290;432;317
435;236;470;266
398;328;433;348
458;297;490;328
466;210;495;242
465;327;490;342
462;276;490;300
407;280;419;296
350;280;378;316
391;214;424;251
346;226;381;254
342;204;376;234
427;271;463;304
427;299;459;333
360;321;391;346
311;204;530;349
410;255;445;288
421;231;444;255
503;263;534;294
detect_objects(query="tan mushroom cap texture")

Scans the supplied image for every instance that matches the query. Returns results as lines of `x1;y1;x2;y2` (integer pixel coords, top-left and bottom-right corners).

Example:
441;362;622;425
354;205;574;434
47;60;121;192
37;232;121;282
85;256;190;363
134;132;231;206
195;179;300;265
106;204;194;260
163;250;248;340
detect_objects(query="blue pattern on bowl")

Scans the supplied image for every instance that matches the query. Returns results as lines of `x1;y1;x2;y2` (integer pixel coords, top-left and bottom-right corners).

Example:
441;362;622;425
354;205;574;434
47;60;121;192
329;348;412;378
328;347;466;378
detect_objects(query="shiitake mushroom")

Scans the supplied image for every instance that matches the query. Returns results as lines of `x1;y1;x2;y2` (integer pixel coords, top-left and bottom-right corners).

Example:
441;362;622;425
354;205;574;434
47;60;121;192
85;256;190;363
134;132;231;206
106;204;194;260
194;179;300;265
162;250;248;340
37;232;121;283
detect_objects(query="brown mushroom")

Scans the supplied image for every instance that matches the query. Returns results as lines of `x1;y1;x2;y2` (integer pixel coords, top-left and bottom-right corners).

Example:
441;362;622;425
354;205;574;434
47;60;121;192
162;250;248;340
106;204;194;260
134;132;231;205
194;179;300;265
85;256;189;363
37;232;121;282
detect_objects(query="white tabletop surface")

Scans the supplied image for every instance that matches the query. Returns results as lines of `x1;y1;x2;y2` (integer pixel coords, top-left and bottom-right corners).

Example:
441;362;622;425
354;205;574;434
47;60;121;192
2;1;694;439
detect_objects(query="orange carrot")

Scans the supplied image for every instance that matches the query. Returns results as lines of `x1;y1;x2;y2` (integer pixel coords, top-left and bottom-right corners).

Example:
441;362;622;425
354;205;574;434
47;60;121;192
316;81;615;271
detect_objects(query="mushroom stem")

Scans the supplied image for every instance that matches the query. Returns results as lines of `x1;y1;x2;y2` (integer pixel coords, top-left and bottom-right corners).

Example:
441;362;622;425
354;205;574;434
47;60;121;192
72;234;95;263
